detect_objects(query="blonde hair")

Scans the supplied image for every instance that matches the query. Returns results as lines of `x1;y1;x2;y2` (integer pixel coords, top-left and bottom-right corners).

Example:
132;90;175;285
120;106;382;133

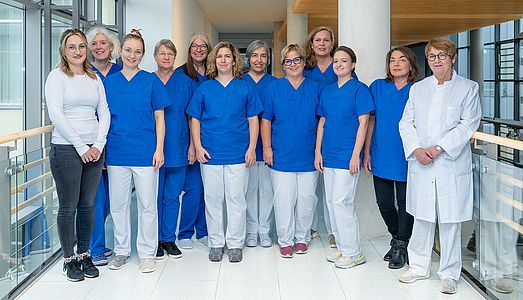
303;26;335;69
85;26;120;61
59;28;97;79
122;28;145;53
280;43;304;65
425;38;457;60
206;41;243;79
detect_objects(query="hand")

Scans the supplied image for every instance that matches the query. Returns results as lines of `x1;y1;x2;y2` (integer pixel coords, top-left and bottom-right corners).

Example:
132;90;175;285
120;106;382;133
314;152;323;172
80;148;94;164
152;150;164;169
188;143;196;165
362;153;372;174
414;148;433;165
349;156;360;175
427;146;442;160
90;146;102;162
263;147;273;166
245;148;256;167
196;146;211;163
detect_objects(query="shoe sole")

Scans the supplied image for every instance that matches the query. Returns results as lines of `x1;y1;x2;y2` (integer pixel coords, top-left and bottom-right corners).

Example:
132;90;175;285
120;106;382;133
388;262;406;269
179;245;193;250
156;255;165;261
168;253;183;259
245;243;257;247
84;273;99;278
104;251;113;257
329;244;336;248
108;258;130;270
280;253;293;258
93;261;108;266
440;288;457;294
335;259;366;269
62;270;84;282
399;275;430;283
295;250;308;254
140;268;155;273
209;258;223;262
326;256;340;263
260;244;272;248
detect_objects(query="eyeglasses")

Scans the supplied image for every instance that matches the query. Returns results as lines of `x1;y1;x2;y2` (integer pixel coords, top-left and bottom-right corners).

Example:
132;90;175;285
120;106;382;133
157;52;175;58
426;52;449;62
122;47;143;56
283;57;302;66
67;43;87;53
191;44;208;50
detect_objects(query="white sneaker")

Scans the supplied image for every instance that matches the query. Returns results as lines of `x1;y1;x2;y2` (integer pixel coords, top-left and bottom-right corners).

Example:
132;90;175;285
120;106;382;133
245;233;258;247
440;278;457;294
178;239;193;249
139;258;156;273
198;236;208;247
259;233;272;247
326;251;342;263
334;254;366;269
399;268;430;283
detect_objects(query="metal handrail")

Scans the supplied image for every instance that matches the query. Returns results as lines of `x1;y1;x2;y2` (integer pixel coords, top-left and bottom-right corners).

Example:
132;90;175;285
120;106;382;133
0;125;53;145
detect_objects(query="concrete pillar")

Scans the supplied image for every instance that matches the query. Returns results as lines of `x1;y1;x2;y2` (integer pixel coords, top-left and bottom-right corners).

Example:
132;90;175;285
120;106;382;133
286;0;307;45
273;21;285;78
338;0;390;238
470;29;484;100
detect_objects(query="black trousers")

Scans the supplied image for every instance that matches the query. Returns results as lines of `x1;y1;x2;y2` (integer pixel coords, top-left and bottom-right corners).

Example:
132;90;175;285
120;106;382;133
49;144;104;257
373;175;413;242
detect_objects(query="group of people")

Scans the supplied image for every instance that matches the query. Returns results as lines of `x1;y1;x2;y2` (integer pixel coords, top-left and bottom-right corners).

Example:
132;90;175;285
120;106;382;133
45;24;481;295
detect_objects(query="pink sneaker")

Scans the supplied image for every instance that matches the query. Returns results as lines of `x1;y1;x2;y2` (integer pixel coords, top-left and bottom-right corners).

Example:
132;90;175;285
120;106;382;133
295;243;308;254
280;246;293;258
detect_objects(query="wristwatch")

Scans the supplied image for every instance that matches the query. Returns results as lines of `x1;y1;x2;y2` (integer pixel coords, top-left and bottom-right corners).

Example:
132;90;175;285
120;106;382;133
436;145;442;153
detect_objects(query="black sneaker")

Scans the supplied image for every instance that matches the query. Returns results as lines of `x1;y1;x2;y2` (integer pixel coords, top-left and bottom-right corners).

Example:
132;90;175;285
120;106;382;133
78;255;99;278
156;242;165;260
63;260;84;282
161;241;183;259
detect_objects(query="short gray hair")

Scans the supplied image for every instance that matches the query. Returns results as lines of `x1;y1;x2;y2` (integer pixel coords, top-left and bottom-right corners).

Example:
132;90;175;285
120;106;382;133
246;40;269;66
154;39;177;56
85;26;120;61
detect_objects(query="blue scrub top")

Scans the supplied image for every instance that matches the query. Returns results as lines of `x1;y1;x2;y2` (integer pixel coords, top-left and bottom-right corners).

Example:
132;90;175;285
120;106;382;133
317;79;374;170
304;63;358;89
243;73;276;161
158;71;196;168
186;78;263;165
175;64;208;86
91;63;122;81
369;79;411;181
104;70;171;166
262;77;320;172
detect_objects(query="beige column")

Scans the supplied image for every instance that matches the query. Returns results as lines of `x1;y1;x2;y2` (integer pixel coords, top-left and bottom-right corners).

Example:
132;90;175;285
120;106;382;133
273;21;285;78
286;0;307;45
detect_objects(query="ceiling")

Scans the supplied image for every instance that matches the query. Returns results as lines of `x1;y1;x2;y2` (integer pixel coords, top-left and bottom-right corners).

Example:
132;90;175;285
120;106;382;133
196;0;523;45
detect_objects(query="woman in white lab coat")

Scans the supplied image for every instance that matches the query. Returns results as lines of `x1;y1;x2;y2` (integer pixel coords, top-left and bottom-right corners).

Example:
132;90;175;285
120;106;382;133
398;38;481;295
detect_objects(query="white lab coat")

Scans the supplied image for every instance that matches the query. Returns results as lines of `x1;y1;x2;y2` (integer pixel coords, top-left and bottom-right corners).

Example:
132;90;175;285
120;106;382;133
399;71;482;223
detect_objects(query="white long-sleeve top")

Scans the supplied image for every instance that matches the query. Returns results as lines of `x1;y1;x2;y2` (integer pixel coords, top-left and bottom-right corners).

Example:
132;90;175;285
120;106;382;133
45;68;110;156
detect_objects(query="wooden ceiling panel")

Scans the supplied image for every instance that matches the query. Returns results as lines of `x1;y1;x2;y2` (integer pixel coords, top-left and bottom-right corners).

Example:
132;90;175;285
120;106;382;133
293;0;523;45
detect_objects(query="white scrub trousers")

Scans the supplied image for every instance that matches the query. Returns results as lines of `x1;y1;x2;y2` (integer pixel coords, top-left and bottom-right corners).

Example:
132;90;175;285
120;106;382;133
107;166;159;259
200;163;249;249
408;218;462;280
323;168;361;257
270;169;318;247
246;161;274;235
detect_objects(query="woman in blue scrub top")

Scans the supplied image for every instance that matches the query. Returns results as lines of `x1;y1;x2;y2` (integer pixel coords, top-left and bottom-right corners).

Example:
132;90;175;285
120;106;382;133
315;46;374;269
187;41;262;263
104;30;170;273
154;39;195;260
261;44;320;258
174;33;211;250
363;47;419;269
243;40;276;248
85;25;122;266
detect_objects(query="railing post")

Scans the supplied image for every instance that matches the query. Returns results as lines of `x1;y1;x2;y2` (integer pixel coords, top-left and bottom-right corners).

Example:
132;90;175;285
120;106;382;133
0;146;12;276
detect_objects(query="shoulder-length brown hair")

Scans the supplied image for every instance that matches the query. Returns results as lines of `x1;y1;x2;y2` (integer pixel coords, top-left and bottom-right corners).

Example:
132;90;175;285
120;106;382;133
385;46;419;83
59;28;97;79
303;26;335;70
182;33;212;81
206;41;243;80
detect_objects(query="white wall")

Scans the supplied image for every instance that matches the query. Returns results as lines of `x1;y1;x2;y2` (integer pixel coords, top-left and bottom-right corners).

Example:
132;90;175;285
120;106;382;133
172;0;206;68
126;0;173;72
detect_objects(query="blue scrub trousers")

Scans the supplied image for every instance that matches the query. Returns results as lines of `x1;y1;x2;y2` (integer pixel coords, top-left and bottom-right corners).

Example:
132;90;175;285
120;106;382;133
89;169;110;256
178;162;208;240
158;166;186;242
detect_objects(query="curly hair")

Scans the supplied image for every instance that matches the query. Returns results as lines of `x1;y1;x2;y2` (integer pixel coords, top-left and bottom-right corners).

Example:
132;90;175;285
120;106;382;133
85;26;120;61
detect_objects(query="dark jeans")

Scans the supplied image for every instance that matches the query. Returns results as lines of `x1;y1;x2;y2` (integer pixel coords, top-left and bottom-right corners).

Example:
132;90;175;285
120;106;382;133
373;175;413;242
49;144;104;257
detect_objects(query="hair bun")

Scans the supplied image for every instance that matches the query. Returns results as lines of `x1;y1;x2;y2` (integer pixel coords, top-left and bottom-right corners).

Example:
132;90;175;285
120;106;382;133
130;28;142;38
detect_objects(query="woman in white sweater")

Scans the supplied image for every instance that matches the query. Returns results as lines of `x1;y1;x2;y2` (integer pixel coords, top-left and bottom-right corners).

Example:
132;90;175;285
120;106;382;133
45;28;110;282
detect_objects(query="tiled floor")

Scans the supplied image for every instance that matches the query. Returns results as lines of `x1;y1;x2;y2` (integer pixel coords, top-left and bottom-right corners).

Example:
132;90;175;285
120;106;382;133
16;234;485;300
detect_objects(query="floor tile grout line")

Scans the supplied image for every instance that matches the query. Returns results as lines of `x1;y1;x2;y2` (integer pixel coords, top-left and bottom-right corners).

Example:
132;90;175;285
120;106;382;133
212;258;222;300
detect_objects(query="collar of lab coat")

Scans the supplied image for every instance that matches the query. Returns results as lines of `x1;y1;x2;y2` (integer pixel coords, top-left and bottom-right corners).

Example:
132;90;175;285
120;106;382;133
432;70;457;87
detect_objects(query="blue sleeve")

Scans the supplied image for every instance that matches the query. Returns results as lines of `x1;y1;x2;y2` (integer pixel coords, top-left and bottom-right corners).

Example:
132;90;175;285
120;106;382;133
246;84;263;117
261;84;274;121
355;84;375;117
151;76;171;110
186;85;204;120
316;88;325;117
369;80;379;116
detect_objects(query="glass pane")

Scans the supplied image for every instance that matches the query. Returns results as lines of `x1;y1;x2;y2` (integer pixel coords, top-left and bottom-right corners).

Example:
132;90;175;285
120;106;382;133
458;31;469;47
499;82;514;120
483;25;495;43
51;17;71;68
500;20;515;41
0;3;24;137
102;0;116;26
483;44;495;81
499;43;514;80
457;48;468;78
520;40;523;80
520;83;523;120
52;0;72;5
483;82;495;118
